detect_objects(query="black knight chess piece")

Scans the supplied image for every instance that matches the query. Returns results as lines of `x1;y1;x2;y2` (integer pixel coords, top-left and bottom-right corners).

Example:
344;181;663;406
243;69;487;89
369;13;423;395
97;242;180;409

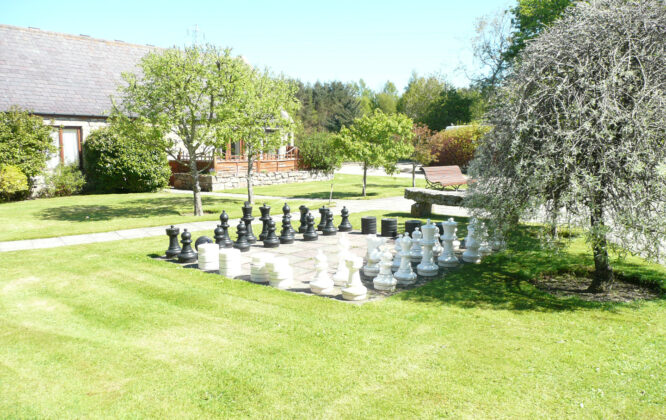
322;210;337;236
318;206;329;231
177;229;197;263
242;201;257;244
298;205;309;233
338;206;353;232
258;203;271;241
234;219;251;252
303;212;318;241
165;225;181;258
216;211;234;248
279;210;295;244
263;219;280;248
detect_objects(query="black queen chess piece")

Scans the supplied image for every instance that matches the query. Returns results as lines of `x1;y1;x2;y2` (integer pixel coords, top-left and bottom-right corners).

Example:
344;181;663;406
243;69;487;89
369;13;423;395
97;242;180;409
233;219;251;252
338;206;353;232
263;219;280;248
298;205;309;233
195;236;213;251
282;203;296;235
242;201;257;244
318;206;329;231
177;229;197;263
258;203;271;241
216;211;234;248
322;210;337;236
165;225;181;258
279;210;295;244
303;212;318;241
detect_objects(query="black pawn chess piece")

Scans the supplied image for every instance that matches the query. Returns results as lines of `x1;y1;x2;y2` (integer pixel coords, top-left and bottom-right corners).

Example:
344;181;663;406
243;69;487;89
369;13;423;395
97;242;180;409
338;206;353;232
279;211;295;244
214;224;230;248
318;206;329;231
195;236;213;251
234;219;251;252
298;205;309;233
242;201;257;244
217;211;234;248
263;219;280;248
165;225;181;258
177;229;197;263
282;202;296;235
322;211;337;236
258;203;271;241
303;212;318;241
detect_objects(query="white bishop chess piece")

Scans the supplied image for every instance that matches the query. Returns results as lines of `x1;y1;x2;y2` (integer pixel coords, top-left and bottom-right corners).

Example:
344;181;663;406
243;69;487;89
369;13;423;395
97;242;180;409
462;219;482;264
391;234;403;273
417;219;439;277
363;235;386;278
394;235;417;285
333;233;351;286
409;227;423;263
341;255;367;301
310;250;335;295
438;218;459;268
373;247;397;292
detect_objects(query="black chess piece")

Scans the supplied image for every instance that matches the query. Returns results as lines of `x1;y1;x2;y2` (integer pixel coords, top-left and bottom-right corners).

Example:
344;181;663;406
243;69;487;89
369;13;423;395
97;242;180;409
322;210;337;236
338;206;353;232
282;203;296;235
279;210;295;244
165;225;181;258
177;229;197;263
298;205;309;233
242;201;257;244
195;236;213;251
234;219;251;252
258;203;271;241
317;206;329;231
263;219;280;248
214;224;231;248
217;211;234;248
303;212;318;241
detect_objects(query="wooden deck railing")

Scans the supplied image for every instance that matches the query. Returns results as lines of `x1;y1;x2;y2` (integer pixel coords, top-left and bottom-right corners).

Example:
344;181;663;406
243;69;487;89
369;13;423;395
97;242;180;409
172;147;299;176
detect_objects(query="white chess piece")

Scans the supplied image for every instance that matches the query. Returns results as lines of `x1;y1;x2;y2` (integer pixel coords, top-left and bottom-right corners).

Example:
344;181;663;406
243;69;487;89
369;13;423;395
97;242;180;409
409;228;423;263
250;252;272;283
219;248;241;278
341;255;367;301
394;235;417;285
478;222;492;257
452;226;461;251
391;234;403;272
198;243;220;272
266;256;294;289
432;235;443;259
374;247;397;291
333;233;351;286
462;219;482;264
438;218;459;268
363;235;385;278
417;220;439;277
310;250;335;295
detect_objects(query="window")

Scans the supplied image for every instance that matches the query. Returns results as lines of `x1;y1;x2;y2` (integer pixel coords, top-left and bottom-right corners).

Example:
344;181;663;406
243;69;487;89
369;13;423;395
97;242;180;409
48;127;82;169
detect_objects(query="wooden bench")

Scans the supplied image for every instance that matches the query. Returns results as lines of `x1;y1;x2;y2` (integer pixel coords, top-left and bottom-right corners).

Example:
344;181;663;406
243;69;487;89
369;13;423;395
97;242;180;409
421;165;468;190
404;188;465;217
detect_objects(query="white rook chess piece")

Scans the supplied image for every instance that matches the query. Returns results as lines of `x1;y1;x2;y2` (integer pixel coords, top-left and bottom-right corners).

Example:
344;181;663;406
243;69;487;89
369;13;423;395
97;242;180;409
333;233;351;286
478;222;492;257
219;248;241;278
310;250;335;295
341;255;367;301
374;247;397;292
363;235;385;278
417;220;439;277
438;218;459;268
250;252;272;283
462;219;482;264
266;257;294;289
198;243;220;272
391;234;403;272
409;228;423;263
394;235;417;285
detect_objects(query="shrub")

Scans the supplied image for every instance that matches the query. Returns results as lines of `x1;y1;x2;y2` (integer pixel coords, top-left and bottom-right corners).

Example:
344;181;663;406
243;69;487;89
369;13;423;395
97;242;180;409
83;126;170;193
0;107;56;185
431;123;490;170
42;164;85;197
296;132;343;172
0;165;30;202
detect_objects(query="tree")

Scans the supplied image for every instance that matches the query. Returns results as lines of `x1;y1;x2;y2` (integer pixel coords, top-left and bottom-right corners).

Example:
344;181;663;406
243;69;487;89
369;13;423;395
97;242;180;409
465;0;666;292
409;124;437;187
355;79;375;116
114;45;251;216
373;81;399;114
293;81;361;133
422;87;474;131
470;9;513;94
336;110;414;196
397;72;447;122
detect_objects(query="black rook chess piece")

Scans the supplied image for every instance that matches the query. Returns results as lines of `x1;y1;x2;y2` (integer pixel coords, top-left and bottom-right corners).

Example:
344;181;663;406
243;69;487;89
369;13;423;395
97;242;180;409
298;205;309;233
338;206;353;232
282;203;296;235
165;225;181;258
242;201;257;244
234;219;251;252
263;219;280;248
195;236;213;251
279;210;295;244
177;229;197;263
217;211;234;248
317;206;329;231
258;203;271;241
322;211;337;236
303;212;318;241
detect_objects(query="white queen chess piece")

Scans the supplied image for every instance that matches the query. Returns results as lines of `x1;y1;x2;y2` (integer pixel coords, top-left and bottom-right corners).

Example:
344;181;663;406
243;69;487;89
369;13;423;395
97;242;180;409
363;235;386;278
391;234;403;272
394;235;417;285
462;219;482;264
333;233;351;286
341;255;367;301
417;220;439;277
373;247;397;291
310;250;335;295
438;218;459;268
409;227;423;263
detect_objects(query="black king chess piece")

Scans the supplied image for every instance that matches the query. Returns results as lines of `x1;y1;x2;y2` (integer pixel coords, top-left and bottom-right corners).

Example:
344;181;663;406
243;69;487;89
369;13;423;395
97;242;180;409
241;201;257;244
282;203;296;235
279;209;295;244
263;219;280;248
258;203;271;241
298;205;309;233
177;229;197;263
338;206;353;232
318;206;329;231
303;212;318;241
234;219;251;252
322;210;337;236
165;225;181;258
216;210;234;248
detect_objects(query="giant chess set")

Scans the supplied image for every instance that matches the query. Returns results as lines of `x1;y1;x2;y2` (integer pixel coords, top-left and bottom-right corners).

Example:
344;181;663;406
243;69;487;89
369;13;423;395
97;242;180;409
160;202;505;303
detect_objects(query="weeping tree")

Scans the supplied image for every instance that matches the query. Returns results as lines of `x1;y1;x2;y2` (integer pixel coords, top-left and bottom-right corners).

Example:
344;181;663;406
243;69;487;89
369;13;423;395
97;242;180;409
465;0;666;292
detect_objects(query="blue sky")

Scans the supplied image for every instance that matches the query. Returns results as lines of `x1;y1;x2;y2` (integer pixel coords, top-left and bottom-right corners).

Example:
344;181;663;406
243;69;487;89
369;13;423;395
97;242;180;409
1;0;512;92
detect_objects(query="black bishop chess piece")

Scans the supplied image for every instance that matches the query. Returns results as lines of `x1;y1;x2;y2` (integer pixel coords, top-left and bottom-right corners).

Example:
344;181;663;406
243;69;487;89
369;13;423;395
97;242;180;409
322;211;337;236
338;206;353;232
177;229;197;263
258;203;271;241
263;219;280;248
282;203;296;235
195;236;213;251
303;212;318;241
234;219;251;252
241;201;257;244
165;225;181;258
318;206;329;231
298;205;309;233
216;211;234;248
279;210;295;244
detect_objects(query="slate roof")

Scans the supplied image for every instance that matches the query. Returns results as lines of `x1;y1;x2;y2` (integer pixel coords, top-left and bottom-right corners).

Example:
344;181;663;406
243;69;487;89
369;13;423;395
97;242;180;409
0;24;158;117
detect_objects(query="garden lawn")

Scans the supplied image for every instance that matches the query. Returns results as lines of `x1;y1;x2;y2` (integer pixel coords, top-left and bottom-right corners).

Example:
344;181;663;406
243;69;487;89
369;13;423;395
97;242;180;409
223;173;428;200
0;210;664;418
0;192;310;242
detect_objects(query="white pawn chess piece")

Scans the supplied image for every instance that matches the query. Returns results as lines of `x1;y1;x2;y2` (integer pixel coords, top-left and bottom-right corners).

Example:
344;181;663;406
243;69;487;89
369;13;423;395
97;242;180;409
333;233;351;286
462;219;482;264
478;222;492;257
452;226;461;251
417;220;439;277
391;234;403;272
432;235;443;259
267;257;294;289
438;217;459;268
198;243;220;272
409;228;423;263
491;231;506;251
310;250;335;295
374;247;397;291
341;255;367;301
363;235;385;278
394;235;417;285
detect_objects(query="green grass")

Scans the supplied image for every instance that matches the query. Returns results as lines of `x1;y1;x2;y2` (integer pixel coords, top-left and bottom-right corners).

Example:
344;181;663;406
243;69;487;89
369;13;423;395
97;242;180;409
223;173;428;200
0;193;311;242
0;210;664;418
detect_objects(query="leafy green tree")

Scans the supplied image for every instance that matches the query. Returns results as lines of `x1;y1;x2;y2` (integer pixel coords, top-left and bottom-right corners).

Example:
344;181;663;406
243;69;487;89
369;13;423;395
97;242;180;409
336;110;414;196
397;72;447;122
373;81;399;114
422;88;474;131
293;81;361;133
410;124;437;187
466;0;666;292
355;79;375;116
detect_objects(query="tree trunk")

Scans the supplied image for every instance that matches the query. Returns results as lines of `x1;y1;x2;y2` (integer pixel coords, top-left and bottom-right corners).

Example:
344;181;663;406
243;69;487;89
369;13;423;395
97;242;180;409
362;164;367;197
587;199;614;292
412;163;416;188
247;155;254;204
189;154;203;216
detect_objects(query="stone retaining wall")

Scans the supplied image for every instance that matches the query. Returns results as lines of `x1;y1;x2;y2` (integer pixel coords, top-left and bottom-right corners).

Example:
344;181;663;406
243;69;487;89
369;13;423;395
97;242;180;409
173;170;333;192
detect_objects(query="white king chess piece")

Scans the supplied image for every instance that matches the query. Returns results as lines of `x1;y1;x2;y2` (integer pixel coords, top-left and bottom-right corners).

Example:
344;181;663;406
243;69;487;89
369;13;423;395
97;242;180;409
363;235;385;278
391;234;403;273
409;227;423;263
394;235;417;285
310;250;335;295
374;247;397;292
333;233;351;286
462;219;482;264
416;219;439;277
341;255;367;301
438;217;459;268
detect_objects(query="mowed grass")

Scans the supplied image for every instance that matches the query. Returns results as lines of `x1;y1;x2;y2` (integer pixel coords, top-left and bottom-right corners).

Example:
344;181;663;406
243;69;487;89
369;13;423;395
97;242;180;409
0;210;664;418
0;192;311;242
223;173;427;200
